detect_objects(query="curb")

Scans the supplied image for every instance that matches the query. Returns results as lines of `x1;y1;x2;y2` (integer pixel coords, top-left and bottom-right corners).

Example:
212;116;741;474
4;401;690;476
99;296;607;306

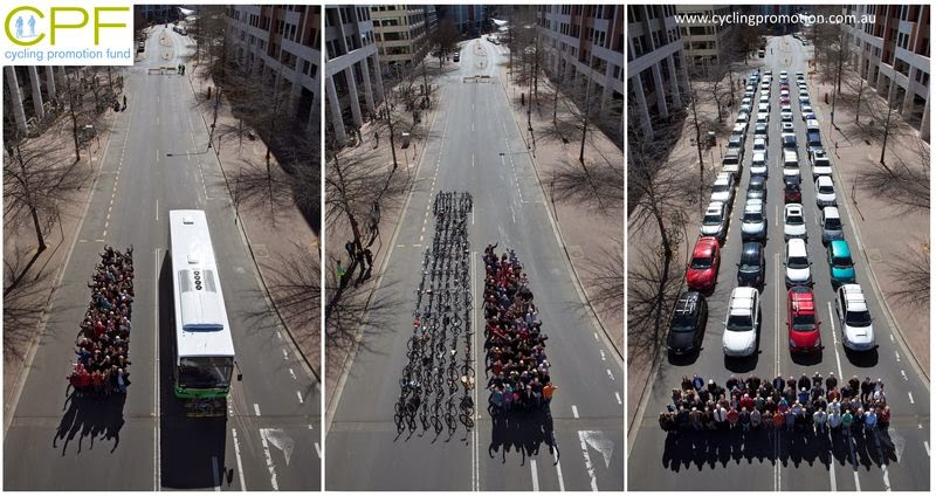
183;69;321;384
496;61;624;362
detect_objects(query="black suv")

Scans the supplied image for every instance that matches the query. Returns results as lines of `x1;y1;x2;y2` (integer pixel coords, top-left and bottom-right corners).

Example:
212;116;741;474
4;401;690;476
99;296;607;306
737;242;765;287
667;291;708;355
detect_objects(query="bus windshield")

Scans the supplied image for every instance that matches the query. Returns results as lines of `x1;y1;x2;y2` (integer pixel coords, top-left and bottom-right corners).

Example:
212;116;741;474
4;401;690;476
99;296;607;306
179;356;234;389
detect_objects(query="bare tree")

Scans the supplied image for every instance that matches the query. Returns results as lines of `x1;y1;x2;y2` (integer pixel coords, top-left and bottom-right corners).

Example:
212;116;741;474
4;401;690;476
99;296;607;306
265;241;321;349
428;18;460;68
4;244;54;365
855;130;930;213
583;236;624;321
4;131;91;253
885;239;929;310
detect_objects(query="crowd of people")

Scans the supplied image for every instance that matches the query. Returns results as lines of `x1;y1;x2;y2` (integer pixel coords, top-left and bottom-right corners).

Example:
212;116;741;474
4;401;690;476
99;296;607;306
483;244;556;414
66;246;134;397
660;373;890;436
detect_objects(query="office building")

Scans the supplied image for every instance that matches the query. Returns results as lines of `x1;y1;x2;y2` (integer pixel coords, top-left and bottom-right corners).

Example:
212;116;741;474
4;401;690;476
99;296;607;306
675;5;732;74
843;5;930;140
226;5;322;131
324;5;383;145
371;5;434;69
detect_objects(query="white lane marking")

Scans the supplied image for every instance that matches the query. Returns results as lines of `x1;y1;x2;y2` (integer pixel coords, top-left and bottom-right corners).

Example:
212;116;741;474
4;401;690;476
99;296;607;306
895;350;901;362
530;459;539;491
924;441;930;456
155;199;159;221
890;334;895;342
614;392;622;405
853;469;861;491
232;428;247;490
554;450;565;491
211;456;221;491
314;442;322;459
259;429;280;490
572;405;579;419
154;248;161;491
827;302;844;378
900;370;908;381
254;403;261;416
282;348;289;360
577;431;599;491
289;368;297;380
907;392;914;404
829;454;837;491
882;465;891;491
606;369;615;381
593;332;599;341
296;391;304;404
599;349;606;361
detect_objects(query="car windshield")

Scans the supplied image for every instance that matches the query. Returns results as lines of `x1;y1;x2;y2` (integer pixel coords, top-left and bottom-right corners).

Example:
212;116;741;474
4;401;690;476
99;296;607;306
750;182;764;192
713;184;729;193
825;218;842;230
744;211;763;222
671;314;696;332
703;212;722;224
787;213;804;225
726;314;753;331
846;310;871;327
691;256;712;269
819;185;834;194
788;256;809;269
832;255;853;268
740;262;760;273
792;313;816;331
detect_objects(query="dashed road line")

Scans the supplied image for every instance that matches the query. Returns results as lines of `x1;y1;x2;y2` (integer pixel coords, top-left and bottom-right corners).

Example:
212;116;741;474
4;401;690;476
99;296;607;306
614;392;622;405
606;369;615;381
254;403;261;416
296;391;304;404
572;405;579;419
289;368;297;380
314;442;322;459
554;451;565;491
907;392;914;404
530;459;539;491
231;428;247;490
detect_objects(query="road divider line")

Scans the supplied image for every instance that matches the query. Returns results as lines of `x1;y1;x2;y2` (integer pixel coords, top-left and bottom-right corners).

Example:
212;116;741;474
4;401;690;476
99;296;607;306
315;441;322;458
882;465;891;490
577;431;599;491
614;392;622;405
924;441;930;456
530;460;539;491
907;392;914;404
606;369;615;381
829;456;837;491
828;302;843;378
289;368;297;380
572;405;579;419
154;247;161;490
900;370;908;381
254;403;261;416
297;391;304;404
554;451;565;491
231;428;246;490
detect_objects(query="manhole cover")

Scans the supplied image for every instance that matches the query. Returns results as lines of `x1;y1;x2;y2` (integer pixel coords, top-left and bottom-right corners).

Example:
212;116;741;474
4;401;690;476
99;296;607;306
254;244;269;258
866;248;882;263
569;245;584;259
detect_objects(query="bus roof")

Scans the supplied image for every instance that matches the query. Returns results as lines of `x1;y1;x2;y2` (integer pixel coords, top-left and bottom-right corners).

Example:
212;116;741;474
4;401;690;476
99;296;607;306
169;210;235;358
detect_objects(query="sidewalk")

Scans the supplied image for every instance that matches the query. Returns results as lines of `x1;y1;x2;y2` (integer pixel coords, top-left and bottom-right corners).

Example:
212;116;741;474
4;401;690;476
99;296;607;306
494;56;625;357
3;104;116;414
186;65;321;378
806;70;930;376
323;61;446;407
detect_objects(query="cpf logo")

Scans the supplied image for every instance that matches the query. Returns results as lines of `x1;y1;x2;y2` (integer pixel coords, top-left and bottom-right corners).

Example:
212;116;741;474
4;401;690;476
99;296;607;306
5;5;129;46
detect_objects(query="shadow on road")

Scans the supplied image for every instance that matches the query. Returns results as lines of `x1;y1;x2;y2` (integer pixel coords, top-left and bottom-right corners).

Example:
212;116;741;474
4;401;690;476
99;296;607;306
53;393;127;455
487;407;558;465
660;425;897;472
156;250;229;489
844;347;879;368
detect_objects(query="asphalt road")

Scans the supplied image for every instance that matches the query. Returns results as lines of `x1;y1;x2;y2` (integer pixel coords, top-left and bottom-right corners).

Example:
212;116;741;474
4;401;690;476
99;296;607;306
628;34;930;491
325;38;624;491
3;26;320;491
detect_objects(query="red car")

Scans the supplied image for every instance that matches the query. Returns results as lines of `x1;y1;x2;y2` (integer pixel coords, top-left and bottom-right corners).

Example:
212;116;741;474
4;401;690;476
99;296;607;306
784;181;802;203
686;237;720;291
788;286;822;353
780;83;789;91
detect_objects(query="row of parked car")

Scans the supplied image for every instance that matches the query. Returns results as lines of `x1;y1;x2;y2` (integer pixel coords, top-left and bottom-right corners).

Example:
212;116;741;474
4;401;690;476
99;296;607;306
671;69;876;359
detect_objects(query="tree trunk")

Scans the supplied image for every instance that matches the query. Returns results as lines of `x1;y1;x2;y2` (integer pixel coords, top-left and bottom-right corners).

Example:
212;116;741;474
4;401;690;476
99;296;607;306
15;144;46;252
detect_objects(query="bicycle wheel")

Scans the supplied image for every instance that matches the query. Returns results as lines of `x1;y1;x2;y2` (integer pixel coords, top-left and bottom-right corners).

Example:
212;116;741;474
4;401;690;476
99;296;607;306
460;413;475;429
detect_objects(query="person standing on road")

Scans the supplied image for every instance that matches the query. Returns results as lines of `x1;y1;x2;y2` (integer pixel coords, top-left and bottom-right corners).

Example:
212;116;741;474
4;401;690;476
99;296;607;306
828;409;842;433
863;408;878;433
813;408;827;434
785;408;796;432
798;373;811;392
739;407;751;432
773;375;785;393
842;410;854;437
542;382;556;404
727;406;739;430
692;374;705;392
751;408;762;430
860;377;874;403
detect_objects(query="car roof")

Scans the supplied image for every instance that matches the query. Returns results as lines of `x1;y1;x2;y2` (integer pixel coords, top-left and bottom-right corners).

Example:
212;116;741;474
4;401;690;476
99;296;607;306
694;237;718;255
817;175;833;186
829;239;851;256
714;176;731;185
744;200;764;213
741;242;762;259
784;150;798;159
823;206;840;218
840;285;868;311
785;203;803;214
675;291;702;314
789;286;816;314
749;175;765;185
787;238;807;255
730;287;757;311
705;202;724;213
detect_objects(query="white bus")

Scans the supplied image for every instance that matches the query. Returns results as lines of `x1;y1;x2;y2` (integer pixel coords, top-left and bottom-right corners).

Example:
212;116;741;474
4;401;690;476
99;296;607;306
169;210;236;416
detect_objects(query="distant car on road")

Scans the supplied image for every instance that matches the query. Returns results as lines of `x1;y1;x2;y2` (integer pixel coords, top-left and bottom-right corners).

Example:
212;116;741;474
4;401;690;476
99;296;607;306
667;291;708;355
788;286;822;354
746;175;767;202
810;149;833;177
836;284;875;351
453;52;460;62
687;237;721;291
784;181;802;203
741;199;767;241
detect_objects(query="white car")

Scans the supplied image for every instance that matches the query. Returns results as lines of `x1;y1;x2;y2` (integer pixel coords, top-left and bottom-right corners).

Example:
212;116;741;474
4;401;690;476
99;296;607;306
750;152;768;178
836;284;875;351
784;203;807;240
753;137;768;153
783;150;800;178
741;199;767;241
780;70;788;77
711;174;735;204
781;109;793;122
781;122;795;133
723;287;760;357
736;112;750;125
810;149;833;177
802;104;814;115
733;122;747;135
759;94;770;104
761;81;771;91
757;112;769;124
758;102;770;114
700;201;729;240
746;84;755;93
785;238;812;287
802;111;817;122
780;89;790;99
815;176;837;207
